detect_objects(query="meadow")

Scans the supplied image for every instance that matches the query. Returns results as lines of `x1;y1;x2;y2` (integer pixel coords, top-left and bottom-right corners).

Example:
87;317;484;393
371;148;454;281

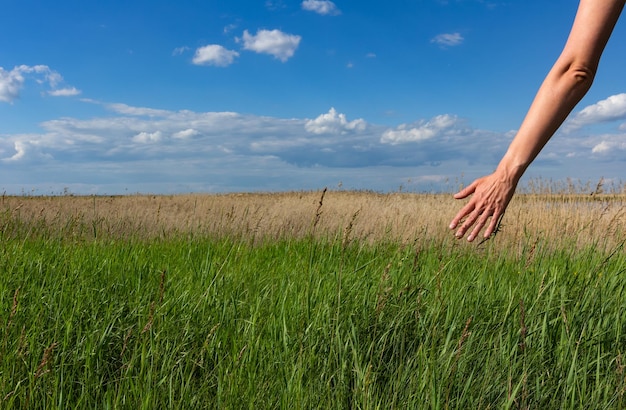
1;187;626;408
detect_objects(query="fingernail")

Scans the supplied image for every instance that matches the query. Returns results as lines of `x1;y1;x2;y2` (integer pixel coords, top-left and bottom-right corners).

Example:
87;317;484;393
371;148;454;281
467;235;474;242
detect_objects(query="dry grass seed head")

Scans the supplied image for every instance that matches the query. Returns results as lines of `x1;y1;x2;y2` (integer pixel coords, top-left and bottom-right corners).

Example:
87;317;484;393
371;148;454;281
34;342;58;380
2;189;626;252
312;187;327;230
342;209;360;249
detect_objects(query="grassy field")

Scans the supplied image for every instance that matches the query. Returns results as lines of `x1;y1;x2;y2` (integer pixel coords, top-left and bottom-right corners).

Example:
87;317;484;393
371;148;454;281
1;190;626;408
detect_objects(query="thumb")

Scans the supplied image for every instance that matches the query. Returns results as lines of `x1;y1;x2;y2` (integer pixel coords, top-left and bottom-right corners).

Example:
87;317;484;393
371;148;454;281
453;180;479;200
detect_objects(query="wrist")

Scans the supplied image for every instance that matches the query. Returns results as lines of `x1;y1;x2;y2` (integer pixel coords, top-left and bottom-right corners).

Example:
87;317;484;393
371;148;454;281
495;153;528;185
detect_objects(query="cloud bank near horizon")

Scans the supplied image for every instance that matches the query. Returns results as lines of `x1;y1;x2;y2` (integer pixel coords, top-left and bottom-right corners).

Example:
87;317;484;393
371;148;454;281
3;58;626;195
2;94;626;195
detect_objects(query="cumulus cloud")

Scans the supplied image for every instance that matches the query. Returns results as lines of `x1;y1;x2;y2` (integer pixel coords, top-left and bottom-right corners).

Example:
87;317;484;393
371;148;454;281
4;141;28;162
173;129;200;139
3;100;621;195
590;134;626;157
192;45;240;67
0;65;80;103
0;103;500;171
431;32;464;47
0;66;27;102
592;141;612;154
381;114;460;144
301;0;341;15
566;93;626;130
305;108;367;134
1;136;54;163
240;29;301;62
133;131;164;143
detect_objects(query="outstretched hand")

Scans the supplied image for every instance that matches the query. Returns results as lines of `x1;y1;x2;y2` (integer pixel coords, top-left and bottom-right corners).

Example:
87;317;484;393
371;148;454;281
449;172;517;242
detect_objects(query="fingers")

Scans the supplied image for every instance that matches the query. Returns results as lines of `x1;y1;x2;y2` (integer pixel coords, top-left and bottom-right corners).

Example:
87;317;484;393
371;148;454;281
449;201;475;231
453;207;502;242
453;180;478;200
483;210;503;239
450;172;513;242
449;197;499;241
457;212;480;240
449;180;481;230
454;207;490;241
468;210;493;242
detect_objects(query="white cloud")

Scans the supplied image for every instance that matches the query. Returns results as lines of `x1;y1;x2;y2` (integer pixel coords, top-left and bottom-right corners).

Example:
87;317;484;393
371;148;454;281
2;136;54;163
0;65;79;103
381;114;459;144
566;93;626;130
173;129;200;139
431;32;464;47
107;103;173;117
305;108;367;134
301;0;341;15
48;87;81;97
2;100;622;195
5;141;27;162
0;66;26;102
192;45;239;67
592;141;612;154
223;24;237;34
172;46;190;56
132;131;164;143
590;134;626;156
240;29;301;62
0;104;499;172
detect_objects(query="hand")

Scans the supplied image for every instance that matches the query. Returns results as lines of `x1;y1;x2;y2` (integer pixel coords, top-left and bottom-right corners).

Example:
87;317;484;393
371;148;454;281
449;172;517;242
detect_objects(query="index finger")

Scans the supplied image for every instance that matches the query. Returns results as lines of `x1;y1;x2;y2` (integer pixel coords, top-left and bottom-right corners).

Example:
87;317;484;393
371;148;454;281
449;200;476;230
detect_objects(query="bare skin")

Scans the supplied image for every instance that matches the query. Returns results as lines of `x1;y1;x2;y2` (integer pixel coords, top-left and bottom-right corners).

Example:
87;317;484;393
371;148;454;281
449;0;625;242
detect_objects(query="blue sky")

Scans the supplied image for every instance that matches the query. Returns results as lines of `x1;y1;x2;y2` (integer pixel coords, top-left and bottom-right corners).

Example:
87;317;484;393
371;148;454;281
1;0;625;195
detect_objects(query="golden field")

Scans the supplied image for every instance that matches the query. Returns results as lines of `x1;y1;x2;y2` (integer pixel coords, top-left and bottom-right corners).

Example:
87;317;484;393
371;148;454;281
2;190;625;253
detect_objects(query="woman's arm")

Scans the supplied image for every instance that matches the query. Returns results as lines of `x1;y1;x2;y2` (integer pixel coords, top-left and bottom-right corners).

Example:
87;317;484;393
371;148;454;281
449;0;625;242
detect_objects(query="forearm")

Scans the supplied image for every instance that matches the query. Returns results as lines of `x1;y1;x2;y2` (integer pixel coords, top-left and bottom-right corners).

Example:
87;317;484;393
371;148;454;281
495;0;625;185
450;0;624;242
496;60;594;183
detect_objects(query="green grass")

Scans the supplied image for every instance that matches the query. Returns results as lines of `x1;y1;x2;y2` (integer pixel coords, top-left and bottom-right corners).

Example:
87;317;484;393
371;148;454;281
1;226;626;408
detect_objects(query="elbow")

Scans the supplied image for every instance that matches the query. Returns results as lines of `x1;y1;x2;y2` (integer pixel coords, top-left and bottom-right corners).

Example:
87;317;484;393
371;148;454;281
568;64;596;88
558;60;596;93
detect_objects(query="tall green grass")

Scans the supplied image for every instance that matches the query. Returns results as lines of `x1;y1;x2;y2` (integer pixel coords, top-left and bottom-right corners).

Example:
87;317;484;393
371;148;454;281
1;213;626;408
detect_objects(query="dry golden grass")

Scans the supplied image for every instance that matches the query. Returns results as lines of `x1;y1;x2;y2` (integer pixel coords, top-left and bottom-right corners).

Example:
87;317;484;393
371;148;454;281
1;190;625;253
